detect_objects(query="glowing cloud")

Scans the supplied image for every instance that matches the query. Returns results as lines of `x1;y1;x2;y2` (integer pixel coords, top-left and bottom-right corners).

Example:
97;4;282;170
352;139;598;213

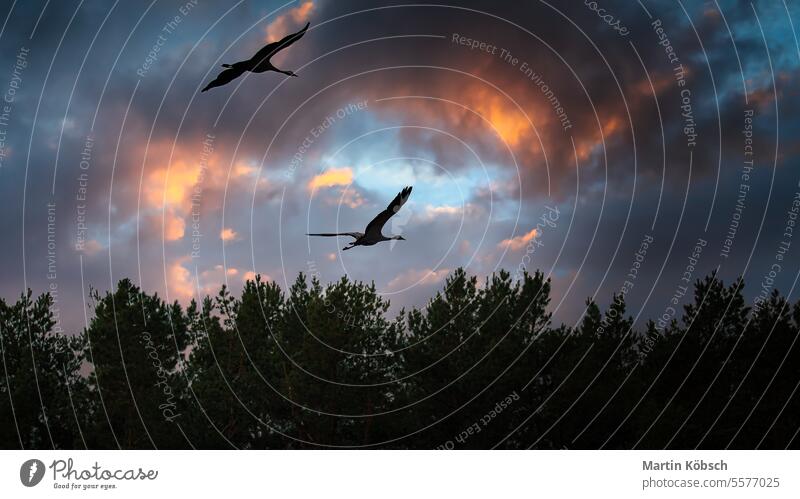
264;1;314;42
337;187;366;208
243;271;271;282
163;210;186;241
498;228;538;251
81;239;104;256
233;161;257;178
167;257;194;300
470;86;530;146
308;167;353;190
145;158;202;209
220;227;238;241
388;267;451;290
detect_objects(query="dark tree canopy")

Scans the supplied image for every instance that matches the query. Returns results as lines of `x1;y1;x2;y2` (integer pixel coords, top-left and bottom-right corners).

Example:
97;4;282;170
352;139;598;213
0;269;798;449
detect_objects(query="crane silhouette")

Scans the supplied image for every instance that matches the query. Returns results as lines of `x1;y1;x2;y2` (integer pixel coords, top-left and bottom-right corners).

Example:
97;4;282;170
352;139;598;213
307;186;413;250
202;22;309;92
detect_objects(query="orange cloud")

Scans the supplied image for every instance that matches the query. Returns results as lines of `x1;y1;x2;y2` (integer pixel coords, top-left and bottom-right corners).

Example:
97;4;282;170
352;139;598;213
167;257;194;300
265;1;314;42
470;87;530;146
243;271;271;282
337;187;366;209
140;140;221;243
220;227;238;241
603;116;621;135
145;157;203;209
308;167;353;190
498;228;538;251
177;265;248;297
634;74;673;97
82;239;104;255
163;210;186;241
388;268;451;290
574;114;627;162
233;161;257;178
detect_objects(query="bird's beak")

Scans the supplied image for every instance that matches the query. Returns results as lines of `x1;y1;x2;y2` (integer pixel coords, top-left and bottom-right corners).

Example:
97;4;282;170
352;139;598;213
399;236;406;241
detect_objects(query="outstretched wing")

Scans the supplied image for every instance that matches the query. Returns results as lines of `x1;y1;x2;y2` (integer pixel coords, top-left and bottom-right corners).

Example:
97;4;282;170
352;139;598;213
201;66;246;92
250;22;310;65
364;186;412;237
307;232;362;240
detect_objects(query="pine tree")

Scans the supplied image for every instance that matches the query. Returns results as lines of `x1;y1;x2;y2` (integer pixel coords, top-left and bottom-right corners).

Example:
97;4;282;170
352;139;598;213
0;291;86;449
81;279;190;448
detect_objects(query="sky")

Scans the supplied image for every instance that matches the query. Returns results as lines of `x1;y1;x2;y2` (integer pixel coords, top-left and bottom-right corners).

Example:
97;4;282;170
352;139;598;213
1;0;799;334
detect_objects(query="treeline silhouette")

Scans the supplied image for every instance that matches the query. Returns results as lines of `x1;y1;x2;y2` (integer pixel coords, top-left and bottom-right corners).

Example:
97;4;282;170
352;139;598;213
1;268;798;449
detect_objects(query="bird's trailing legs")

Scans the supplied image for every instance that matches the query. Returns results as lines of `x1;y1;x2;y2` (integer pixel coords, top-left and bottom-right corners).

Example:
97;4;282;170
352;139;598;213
307;186;412;251
222;63;297;77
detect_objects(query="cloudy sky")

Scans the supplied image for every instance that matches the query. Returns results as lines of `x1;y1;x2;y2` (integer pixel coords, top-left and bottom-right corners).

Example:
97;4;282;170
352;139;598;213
1;0;798;333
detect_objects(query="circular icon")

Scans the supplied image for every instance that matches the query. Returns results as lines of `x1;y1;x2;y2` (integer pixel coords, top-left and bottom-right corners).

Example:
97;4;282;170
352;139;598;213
20;459;45;487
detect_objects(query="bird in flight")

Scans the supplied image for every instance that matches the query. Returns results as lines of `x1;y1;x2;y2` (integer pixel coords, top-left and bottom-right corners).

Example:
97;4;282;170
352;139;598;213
202;22;310;92
308;186;413;251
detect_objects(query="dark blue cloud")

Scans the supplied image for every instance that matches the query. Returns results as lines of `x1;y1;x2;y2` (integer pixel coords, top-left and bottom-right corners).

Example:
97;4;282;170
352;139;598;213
1;0;799;336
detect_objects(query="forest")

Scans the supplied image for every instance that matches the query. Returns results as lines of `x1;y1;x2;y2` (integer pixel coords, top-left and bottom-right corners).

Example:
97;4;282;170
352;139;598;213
1;268;797;449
